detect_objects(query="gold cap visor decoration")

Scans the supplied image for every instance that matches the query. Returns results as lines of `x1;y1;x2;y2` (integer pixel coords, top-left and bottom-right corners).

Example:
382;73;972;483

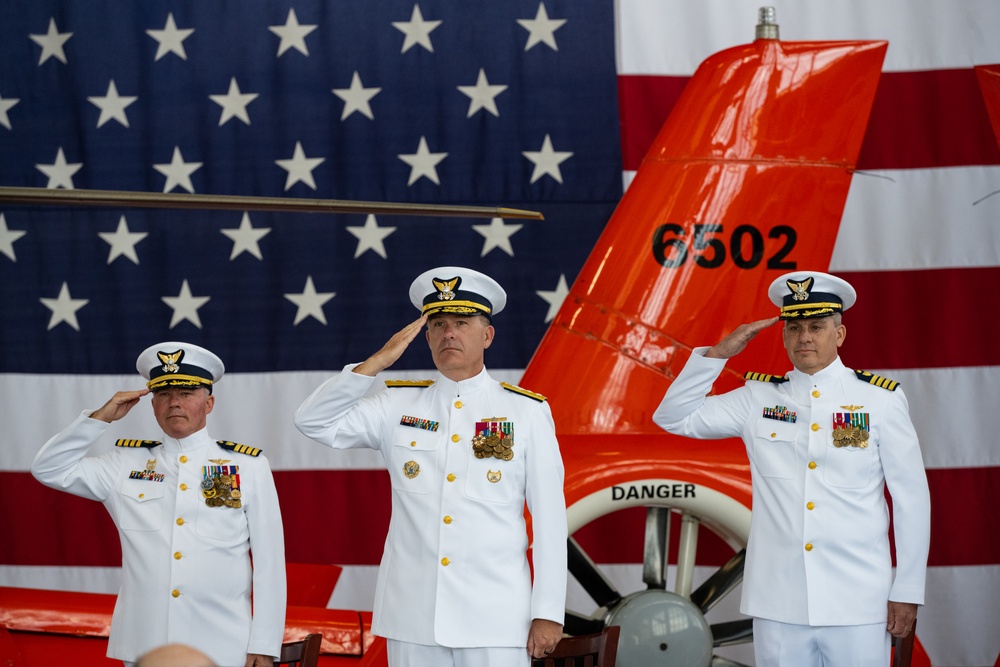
767;272;857;321
409;266;507;323
137;342;224;393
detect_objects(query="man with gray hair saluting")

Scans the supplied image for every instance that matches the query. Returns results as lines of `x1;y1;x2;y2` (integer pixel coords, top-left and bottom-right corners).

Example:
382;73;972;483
654;271;930;666
33;341;285;667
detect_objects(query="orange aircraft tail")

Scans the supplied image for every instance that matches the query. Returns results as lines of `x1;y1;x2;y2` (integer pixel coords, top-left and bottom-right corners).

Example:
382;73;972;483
521;37;888;433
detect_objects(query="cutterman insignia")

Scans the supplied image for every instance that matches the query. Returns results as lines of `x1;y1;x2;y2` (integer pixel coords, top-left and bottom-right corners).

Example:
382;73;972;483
854;370;899;391
129;457;164;482
115;439;161;448
500;382;546;402
744;372;789;384
216;440;262;457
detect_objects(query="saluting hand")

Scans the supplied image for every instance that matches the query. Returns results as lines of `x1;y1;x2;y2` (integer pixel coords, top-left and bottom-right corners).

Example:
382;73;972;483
89;389;150;423
705;316;780;360
353;315;428;377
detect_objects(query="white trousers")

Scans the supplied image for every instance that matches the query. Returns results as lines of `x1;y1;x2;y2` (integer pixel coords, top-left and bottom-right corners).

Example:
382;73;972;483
753;618;892;667
387;640;529;667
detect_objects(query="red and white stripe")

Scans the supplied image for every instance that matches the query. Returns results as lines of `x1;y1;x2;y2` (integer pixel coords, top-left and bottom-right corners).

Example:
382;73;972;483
1;2;997;665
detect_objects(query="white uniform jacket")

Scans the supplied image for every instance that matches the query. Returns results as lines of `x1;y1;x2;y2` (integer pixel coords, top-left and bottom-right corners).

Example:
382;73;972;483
653;351;930;626
294;365;567;647
31;413;286;666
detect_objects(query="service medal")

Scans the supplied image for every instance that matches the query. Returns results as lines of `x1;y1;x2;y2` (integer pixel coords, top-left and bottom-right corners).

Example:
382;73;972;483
202;464;242;509
832;411;871;448
473;419;515;461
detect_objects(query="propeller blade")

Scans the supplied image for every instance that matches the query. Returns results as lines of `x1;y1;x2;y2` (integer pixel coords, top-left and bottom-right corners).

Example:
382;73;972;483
563;610;607;636
710;619;754;647
690;549;746;614
642;506;670;590
567;537;622;608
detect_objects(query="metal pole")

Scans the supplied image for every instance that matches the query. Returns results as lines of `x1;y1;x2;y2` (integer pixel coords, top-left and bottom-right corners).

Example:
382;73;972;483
0;186;544;220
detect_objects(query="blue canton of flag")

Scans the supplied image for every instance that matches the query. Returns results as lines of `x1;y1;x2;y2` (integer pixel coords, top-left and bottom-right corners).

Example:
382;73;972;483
0;1;622;374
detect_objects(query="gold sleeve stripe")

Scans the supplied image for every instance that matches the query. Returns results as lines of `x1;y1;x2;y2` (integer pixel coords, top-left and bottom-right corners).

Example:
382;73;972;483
855;370;899;391
115;439;161;448
216;440;263;457
500;382;546;402
743;372;788;384
385;379;435;388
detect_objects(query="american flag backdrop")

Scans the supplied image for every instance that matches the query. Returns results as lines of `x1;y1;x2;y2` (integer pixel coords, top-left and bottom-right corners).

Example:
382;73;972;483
1;2;998;666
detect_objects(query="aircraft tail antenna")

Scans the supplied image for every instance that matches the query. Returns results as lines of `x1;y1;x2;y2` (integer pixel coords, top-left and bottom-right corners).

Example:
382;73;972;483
755;6;779;40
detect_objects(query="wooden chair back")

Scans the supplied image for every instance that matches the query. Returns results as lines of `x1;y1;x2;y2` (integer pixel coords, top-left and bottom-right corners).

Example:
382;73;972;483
532;626;620;667
892;618;916;667
276;632;322;667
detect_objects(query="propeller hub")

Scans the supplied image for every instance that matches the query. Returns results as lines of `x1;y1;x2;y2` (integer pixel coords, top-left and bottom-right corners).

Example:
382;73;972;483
605;589;713;666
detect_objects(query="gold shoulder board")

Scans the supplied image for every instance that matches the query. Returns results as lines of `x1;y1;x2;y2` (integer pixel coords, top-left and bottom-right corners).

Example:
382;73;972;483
854;370;899;391
216;440;262;457
384;379;435;388
743;372;789;384
500;382;546;402
115;439;161;448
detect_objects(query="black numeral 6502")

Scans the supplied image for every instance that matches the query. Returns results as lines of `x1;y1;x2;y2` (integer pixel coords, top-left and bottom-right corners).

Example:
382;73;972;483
651;223;797;270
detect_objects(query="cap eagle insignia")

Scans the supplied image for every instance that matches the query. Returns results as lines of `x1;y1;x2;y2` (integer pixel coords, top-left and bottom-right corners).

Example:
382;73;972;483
156;350;183;374
787;277;813;302
433;277;460;301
